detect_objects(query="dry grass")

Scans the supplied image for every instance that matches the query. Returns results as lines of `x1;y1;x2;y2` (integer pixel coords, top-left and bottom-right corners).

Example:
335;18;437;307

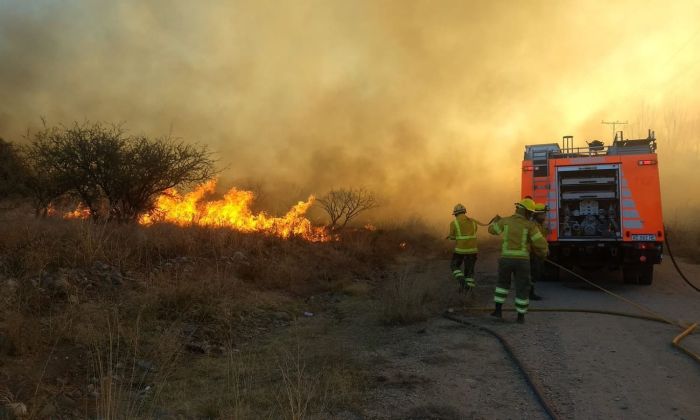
380;267;429;325
380;263;465;325
665;222;700;263
84;309;183;419
0;209;429;418
276;342;320;420
154;320;366;419
341;282;372;297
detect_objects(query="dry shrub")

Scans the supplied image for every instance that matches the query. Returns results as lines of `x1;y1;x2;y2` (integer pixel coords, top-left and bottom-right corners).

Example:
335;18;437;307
0;228;55;279
276;342;320;420
380;264;466;325
381;267;430;325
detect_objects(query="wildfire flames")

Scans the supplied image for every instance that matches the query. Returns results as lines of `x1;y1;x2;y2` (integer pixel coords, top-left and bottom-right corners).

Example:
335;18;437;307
65;180;329;241
64;204;92;220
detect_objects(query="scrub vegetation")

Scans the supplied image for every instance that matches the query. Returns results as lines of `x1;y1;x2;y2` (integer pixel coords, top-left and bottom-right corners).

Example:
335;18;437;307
0;205;443;419
4;122;215;221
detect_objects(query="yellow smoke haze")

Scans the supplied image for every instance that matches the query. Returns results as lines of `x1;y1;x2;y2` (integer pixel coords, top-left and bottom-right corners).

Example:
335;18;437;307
1;0;699;227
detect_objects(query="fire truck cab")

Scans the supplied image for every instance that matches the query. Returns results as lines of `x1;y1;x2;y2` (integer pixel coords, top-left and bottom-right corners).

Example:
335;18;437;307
521;130;664;285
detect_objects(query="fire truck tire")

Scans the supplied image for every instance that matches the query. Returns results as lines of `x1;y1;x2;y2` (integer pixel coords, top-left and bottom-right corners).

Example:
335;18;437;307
638;265;654;285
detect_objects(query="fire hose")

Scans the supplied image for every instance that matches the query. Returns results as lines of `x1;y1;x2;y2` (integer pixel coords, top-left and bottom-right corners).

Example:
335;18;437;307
664;225;700;293
444;309;697;420
443;312;562;420
443;258;700;419
543;258;700;364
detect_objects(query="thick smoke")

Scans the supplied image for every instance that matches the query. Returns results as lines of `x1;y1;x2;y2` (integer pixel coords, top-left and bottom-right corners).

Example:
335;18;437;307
1;0;699;228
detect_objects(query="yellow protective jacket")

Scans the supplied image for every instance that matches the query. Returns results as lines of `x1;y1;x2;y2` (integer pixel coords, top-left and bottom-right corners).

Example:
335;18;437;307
488;213;548;259
448;214;478;254
534;219;548;237
530;220;549;258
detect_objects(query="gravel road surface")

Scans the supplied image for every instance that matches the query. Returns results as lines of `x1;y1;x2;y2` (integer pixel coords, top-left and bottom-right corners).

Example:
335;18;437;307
358;252;700;420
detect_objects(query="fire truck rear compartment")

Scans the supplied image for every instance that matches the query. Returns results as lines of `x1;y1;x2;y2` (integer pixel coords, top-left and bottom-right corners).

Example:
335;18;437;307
557;167;621;239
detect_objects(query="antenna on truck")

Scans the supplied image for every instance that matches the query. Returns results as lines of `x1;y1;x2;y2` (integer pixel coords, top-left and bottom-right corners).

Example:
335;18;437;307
602;120;628;139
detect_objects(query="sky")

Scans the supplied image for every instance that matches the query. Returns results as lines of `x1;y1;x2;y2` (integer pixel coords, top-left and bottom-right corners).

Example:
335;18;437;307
1;0;699;227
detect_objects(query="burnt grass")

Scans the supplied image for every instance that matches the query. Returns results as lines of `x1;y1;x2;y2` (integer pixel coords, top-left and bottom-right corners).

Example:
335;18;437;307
0;212;444;418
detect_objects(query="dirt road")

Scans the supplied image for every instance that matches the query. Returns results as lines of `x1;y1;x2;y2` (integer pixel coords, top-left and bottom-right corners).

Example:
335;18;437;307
350;251;700;420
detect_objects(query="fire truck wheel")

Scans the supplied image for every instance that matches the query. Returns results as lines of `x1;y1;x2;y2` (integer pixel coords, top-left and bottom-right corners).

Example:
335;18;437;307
638;265;654;285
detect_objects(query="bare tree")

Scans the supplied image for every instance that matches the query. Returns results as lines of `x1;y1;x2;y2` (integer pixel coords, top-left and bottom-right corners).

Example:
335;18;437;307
317;188;378;229
23;121;215;221
107;135;215;222
22;161;67;217
24;122;124;219
0;138;29;202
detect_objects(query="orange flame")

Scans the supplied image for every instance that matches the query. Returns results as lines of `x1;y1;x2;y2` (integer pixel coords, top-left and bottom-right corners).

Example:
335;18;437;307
64;203;91;220
46;204;57;217
139;180;329;241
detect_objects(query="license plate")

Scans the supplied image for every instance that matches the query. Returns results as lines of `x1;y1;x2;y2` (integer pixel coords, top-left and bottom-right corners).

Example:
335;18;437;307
631;234;656;241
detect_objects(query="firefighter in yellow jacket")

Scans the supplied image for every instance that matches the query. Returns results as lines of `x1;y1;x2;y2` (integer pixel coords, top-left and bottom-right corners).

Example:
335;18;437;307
488;198;548;323
448;203;478;292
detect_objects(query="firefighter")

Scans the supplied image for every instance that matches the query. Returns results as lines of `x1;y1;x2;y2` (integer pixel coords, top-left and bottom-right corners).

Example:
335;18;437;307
488;198;548;324
529;203;548;301
447;203;478;292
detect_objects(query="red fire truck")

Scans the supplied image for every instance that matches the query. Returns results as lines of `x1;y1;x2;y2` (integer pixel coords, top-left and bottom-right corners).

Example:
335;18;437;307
521;130;664;284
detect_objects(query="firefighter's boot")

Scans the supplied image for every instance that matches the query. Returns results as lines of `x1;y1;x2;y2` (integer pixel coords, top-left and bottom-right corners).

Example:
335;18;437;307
463;279;473;293
529;286;542;301
490;303;502;319
517;313;525;324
